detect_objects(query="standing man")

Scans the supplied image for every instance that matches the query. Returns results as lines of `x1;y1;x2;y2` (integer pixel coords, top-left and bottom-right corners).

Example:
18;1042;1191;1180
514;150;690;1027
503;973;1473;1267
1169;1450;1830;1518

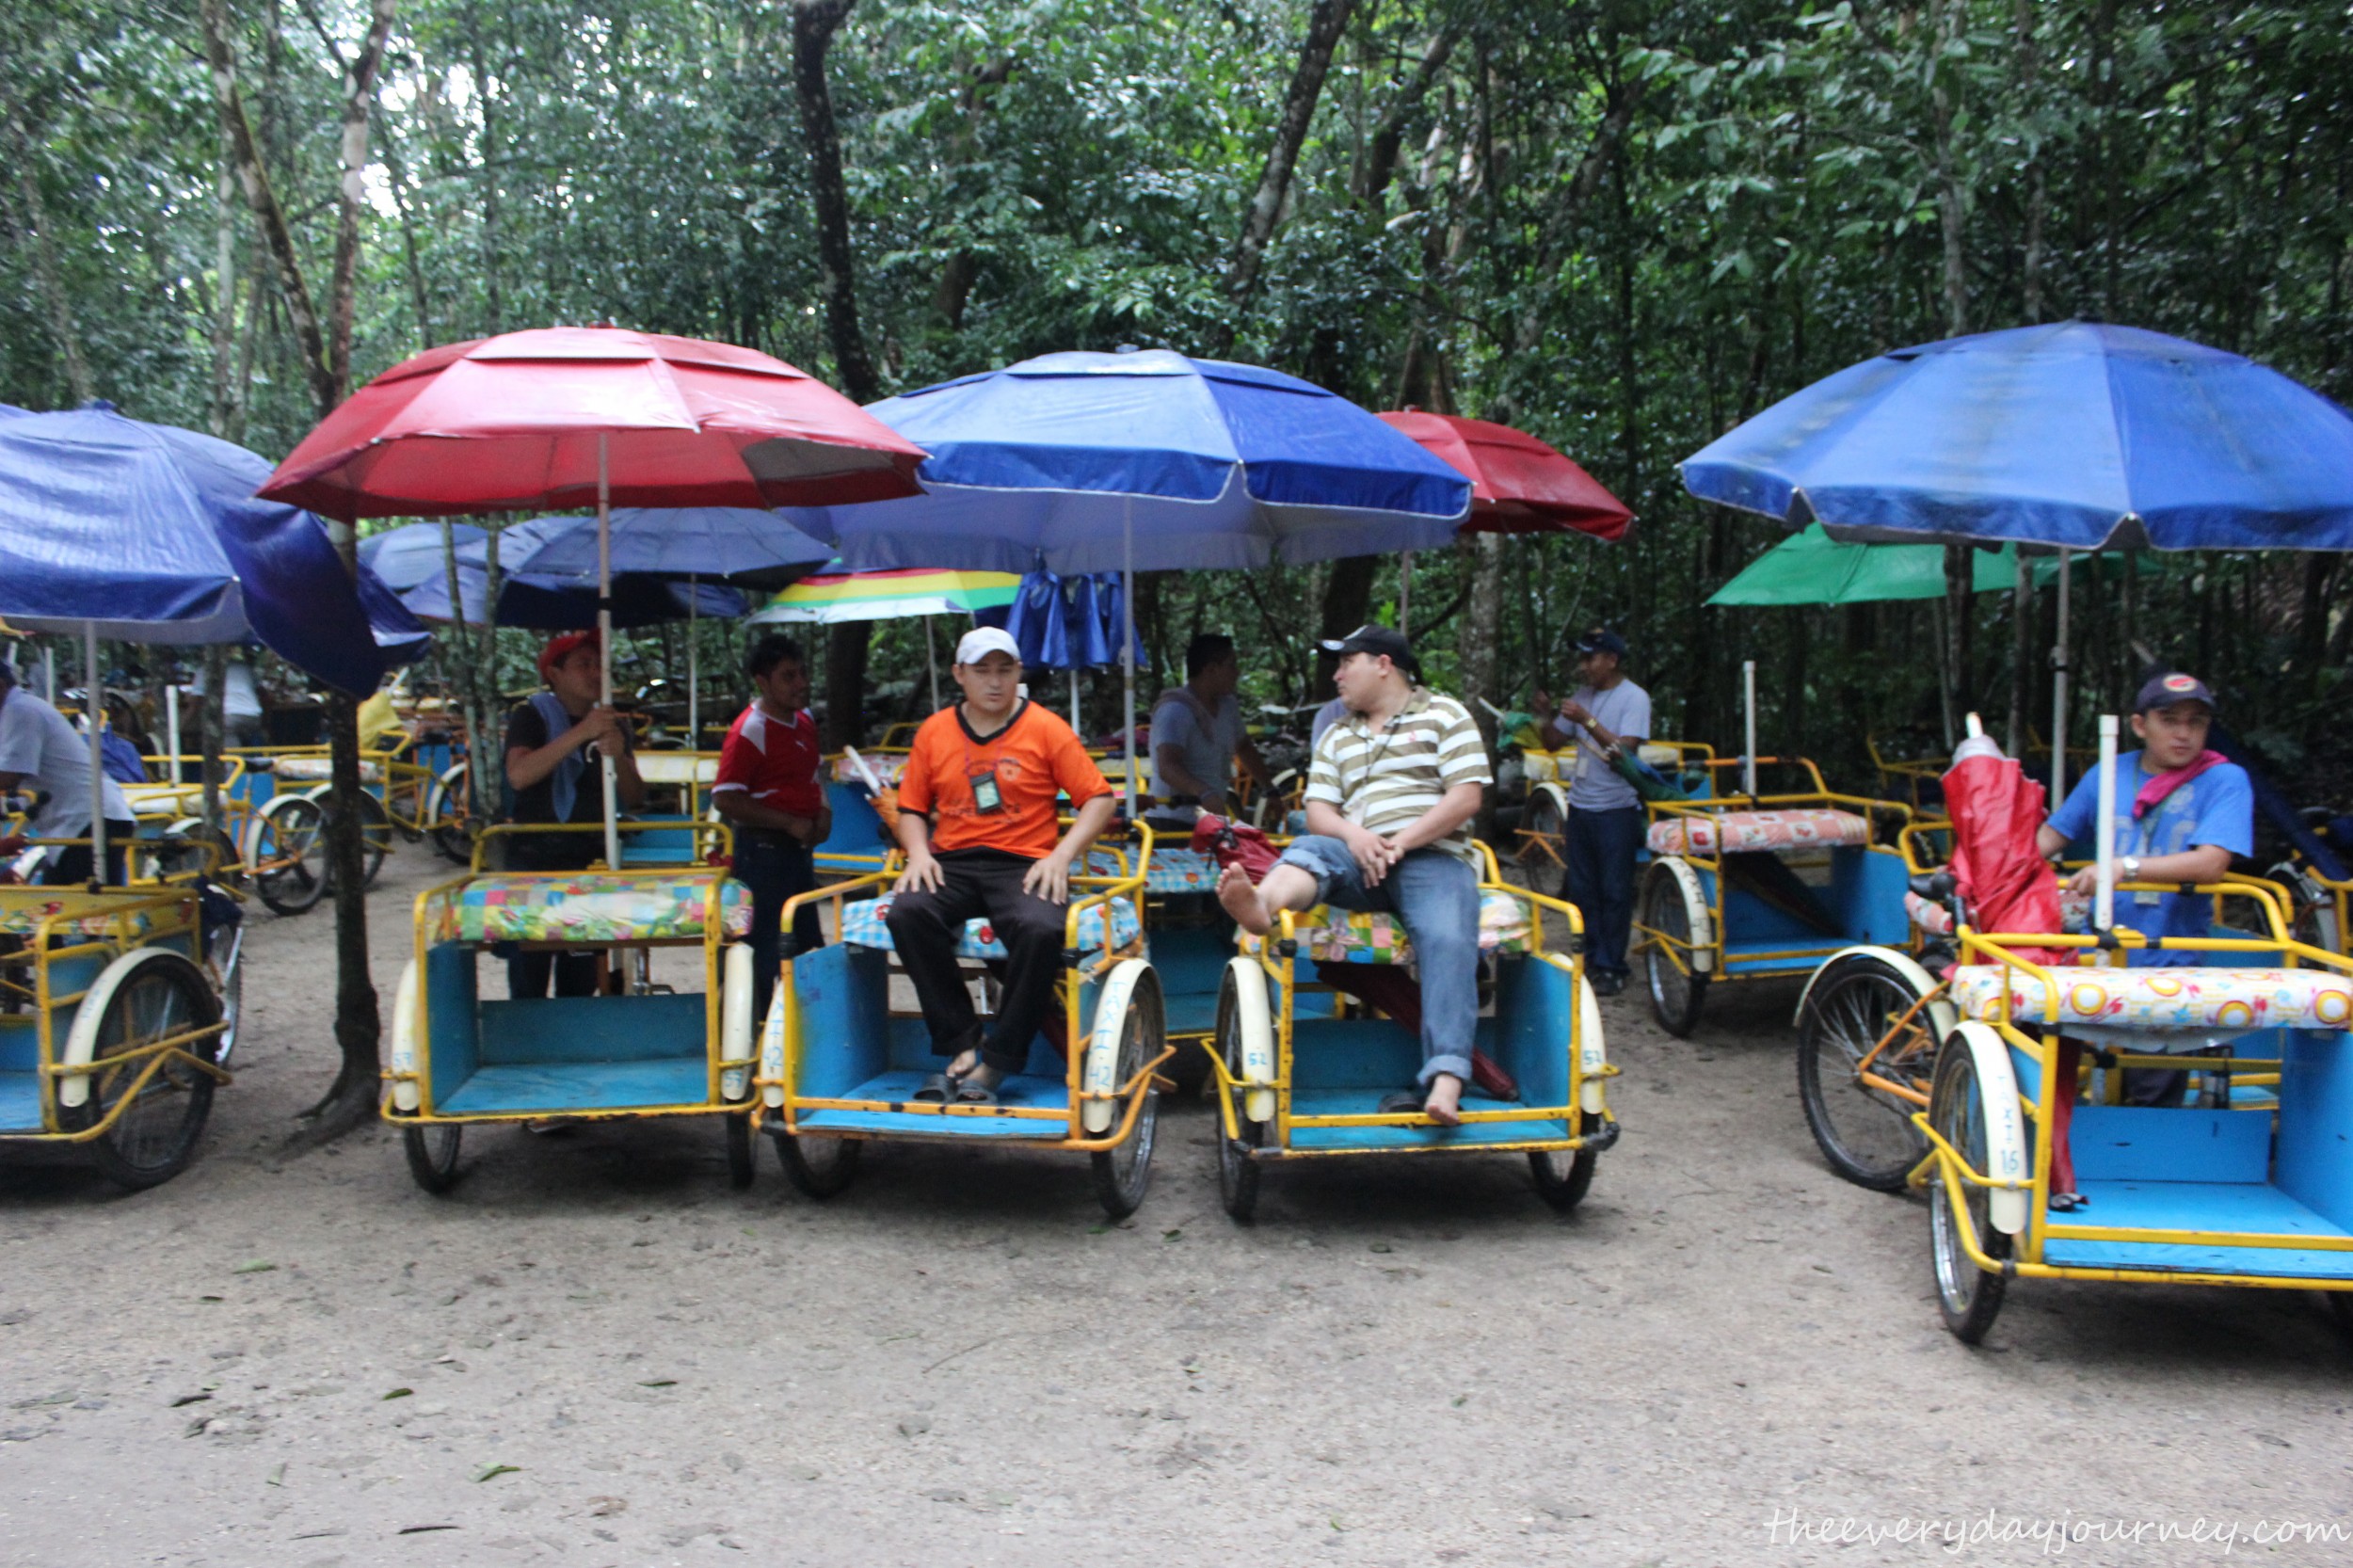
712;633;830;1023
0;658;135;885
888;628;1117;1104
502;631;648;999
1217;626;1489;1125
1534;628;1651;997
1149;632;1273;824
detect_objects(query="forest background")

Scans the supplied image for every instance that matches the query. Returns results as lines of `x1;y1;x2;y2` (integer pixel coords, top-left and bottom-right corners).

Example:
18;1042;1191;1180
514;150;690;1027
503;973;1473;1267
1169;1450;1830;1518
5;0;2351;803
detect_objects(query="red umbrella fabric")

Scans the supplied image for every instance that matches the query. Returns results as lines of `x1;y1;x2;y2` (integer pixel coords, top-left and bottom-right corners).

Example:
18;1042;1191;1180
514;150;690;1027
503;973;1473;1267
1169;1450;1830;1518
259;327;927;519
1943;751;2066;967
1377;409;1632;540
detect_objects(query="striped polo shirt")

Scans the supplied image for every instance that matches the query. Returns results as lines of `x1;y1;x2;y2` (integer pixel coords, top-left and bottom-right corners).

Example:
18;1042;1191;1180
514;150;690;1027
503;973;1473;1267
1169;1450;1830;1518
1305;688;1492;864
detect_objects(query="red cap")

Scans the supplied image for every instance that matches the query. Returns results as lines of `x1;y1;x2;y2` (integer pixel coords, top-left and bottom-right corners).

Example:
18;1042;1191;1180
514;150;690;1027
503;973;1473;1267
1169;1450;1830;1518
537;630;600;685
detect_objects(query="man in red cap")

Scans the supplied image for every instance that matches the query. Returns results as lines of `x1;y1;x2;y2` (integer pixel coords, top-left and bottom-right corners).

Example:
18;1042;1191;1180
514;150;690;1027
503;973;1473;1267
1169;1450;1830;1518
501;630;648;998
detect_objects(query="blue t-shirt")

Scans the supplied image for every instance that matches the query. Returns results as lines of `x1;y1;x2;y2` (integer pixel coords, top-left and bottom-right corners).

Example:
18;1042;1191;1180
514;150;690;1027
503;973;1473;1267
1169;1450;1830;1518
2044;750;2253;965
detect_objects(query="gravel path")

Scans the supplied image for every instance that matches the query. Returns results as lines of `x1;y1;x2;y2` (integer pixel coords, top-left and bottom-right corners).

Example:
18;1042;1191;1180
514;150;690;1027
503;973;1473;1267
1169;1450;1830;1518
3;847;2349;1566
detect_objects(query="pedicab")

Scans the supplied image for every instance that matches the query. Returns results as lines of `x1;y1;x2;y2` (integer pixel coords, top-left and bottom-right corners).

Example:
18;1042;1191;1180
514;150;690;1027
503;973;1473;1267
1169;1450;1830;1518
1633;755;1913;1035
757;821;1167;1219
1200;839;1619;1221
1513;737;1715;898
386;819;765;1192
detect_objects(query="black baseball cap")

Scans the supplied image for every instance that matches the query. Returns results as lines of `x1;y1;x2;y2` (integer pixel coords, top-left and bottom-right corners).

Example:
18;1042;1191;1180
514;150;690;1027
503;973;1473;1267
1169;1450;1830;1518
2135;671;2217;714
1321;624;1419;678
1574;627;1629;659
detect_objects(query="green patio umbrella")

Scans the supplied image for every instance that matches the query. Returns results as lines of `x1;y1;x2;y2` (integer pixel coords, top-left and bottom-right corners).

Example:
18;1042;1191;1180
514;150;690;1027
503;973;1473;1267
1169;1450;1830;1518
1706;524;2025;606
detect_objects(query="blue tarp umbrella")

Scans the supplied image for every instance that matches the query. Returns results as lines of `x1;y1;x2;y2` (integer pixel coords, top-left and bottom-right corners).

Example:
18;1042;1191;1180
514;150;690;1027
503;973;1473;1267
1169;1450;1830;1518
794;349;1472;806
0;404;429;876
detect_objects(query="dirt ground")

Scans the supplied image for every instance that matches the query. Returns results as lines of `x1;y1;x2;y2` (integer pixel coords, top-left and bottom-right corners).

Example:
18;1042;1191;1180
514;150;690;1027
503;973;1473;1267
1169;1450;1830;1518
3;845;2350;1568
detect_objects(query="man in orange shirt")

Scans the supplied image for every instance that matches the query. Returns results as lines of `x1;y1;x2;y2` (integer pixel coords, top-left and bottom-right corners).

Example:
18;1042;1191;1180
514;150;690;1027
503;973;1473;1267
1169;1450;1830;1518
888;627;1117;1104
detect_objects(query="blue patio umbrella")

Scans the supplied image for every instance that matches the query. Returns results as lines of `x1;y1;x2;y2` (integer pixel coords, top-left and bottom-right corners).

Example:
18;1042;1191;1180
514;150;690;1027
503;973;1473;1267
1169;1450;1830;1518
360;520;488;592
0;404;429;874
1005;570;1075;671
397;562;746;631
792;349;1472;806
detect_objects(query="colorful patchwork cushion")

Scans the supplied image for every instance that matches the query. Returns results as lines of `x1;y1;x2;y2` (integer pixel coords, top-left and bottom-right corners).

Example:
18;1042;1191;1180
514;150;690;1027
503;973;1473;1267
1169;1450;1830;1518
270;757;386;784
837;893;1142;959
1646;808;1872;857
1951;965;2353;1032
1241;889;1536;967
831;753;907;786
0;899;157;940
435;872;750;944
1905;889;1955;936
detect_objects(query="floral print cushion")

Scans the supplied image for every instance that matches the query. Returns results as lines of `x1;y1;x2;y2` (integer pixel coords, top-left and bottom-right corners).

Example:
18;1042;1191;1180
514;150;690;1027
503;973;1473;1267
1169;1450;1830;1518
435;872;751;944
0;898;157;941
270;758;386;783
830;753;907;786
1646;808;1872;857
1240;889;1536;967
1951;965;2353;1032
837;893;1142;959
1905;889;1955;936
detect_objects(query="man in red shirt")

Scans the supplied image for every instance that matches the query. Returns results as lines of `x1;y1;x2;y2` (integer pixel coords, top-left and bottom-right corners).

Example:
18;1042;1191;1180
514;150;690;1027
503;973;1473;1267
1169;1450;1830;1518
712;634;830;1021
888;627;1116;1103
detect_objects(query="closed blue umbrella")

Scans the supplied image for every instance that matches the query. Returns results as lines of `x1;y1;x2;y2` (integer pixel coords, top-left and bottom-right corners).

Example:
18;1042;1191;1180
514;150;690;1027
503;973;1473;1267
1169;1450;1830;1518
1005;570;1075;670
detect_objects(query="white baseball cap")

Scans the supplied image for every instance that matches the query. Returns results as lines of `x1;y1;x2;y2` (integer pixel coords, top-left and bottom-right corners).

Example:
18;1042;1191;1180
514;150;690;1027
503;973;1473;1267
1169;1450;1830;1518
954;626;1023;665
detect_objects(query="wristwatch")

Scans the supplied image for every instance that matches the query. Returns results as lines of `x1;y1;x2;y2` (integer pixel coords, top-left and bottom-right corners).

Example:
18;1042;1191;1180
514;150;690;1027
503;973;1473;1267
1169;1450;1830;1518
2120;855;2142;882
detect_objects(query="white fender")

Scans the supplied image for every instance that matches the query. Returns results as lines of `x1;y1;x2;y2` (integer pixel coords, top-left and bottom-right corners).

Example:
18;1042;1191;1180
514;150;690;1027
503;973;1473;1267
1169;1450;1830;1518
1081;957;1157;1135
1794;945;1959;1045
424;760;467;824
1224;955;1276;1124
1573;970;1609;1115
759;987;789;1109
60;948;216;1111
1530;779;1570;821
250;790;317;872
1651;856;1715;972
388;959;422;1112
720;944;755;1101
1948;1021;2030;1236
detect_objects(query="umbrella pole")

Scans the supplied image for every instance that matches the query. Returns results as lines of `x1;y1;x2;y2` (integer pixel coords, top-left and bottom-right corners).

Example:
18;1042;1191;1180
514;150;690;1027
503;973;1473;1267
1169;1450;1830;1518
597;436;621;871
2050;549;2072;805
1122;498;1137;819
1070;669;1079;732
166;679;182;782
1742;659;1758;798
687;573;700;760
84;621;105;888
2093;713;2118;936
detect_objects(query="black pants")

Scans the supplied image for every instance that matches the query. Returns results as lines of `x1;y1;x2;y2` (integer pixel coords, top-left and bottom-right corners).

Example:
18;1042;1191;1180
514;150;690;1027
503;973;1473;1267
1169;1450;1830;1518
41;819;136;888
884;849;1066;1076
734;832;823;1024
509;950;600;1000
1566;805;1644;978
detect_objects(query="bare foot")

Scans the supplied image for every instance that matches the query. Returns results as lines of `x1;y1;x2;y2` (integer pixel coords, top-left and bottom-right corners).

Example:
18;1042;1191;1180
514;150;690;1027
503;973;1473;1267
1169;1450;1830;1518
1423;1073;1465;1128
1217;862;1273;936
946;1048;982;1080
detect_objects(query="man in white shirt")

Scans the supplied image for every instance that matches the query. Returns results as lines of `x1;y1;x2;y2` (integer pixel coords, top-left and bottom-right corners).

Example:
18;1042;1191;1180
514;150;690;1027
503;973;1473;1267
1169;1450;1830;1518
0;659;136;885
1532;628;1651;996
1148;633;1271;824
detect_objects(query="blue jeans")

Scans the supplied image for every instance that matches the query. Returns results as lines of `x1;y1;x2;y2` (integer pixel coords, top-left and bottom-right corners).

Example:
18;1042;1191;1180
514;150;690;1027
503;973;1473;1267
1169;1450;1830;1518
1566;805;1643;979
1274;835;1479;1088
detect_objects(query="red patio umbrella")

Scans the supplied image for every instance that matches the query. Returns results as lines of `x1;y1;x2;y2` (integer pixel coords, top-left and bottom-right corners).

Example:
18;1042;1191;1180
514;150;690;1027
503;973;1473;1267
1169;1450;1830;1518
260;326;929;865
1375;410;1632;633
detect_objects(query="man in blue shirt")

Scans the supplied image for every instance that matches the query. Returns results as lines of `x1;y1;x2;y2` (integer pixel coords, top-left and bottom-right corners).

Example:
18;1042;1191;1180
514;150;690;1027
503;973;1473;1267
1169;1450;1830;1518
2036;671;2252;965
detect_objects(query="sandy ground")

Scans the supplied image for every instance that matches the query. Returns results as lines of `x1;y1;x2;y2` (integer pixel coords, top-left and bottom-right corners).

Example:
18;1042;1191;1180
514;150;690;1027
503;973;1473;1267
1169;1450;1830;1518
3;844;2351;1568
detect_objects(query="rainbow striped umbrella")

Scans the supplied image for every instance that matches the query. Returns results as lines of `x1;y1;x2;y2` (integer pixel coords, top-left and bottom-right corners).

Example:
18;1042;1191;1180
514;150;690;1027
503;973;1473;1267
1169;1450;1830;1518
748;566;1020;625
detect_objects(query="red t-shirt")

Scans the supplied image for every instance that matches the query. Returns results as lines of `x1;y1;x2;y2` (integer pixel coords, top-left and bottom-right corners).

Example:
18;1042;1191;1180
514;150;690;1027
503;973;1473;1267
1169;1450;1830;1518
898;699;1111;859
712;702;824;818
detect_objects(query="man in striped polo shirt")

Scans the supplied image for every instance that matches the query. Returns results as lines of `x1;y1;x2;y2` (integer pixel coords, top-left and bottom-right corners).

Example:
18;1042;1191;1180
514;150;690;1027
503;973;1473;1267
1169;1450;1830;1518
1218;625;1490;1125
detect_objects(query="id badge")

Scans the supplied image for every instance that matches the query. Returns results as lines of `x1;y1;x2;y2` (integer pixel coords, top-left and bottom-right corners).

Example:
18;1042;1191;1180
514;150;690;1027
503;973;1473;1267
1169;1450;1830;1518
971;768;1004;814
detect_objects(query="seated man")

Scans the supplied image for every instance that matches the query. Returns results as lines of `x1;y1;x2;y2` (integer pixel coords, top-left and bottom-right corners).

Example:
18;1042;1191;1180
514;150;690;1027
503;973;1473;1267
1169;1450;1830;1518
887;628;1117;1105
712;634;830;1024
0;657;135;886
1148;632;1272;825
1217;625;1490;1125
501;631;648;999
2036;670;2251;1107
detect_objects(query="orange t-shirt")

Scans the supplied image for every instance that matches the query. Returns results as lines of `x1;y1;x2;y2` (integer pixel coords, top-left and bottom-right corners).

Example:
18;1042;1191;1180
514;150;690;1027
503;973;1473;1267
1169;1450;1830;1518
897;699;1112;859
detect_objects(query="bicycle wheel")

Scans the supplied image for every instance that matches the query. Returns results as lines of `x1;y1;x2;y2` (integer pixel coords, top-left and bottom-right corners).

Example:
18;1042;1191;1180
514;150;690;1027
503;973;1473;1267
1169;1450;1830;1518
772;1120;863;1197
1517;789;1568;899
251;794;327;916
1529;1112;1599;1213
1640;863;1707;1037
1212;963;1269;1223
1797;953;1938;1191
327;791;392;891
65;952;221;1191
1090;971;1164;1221
403;1124;463;1193
1928;1040;2010;1344
428;762;479;865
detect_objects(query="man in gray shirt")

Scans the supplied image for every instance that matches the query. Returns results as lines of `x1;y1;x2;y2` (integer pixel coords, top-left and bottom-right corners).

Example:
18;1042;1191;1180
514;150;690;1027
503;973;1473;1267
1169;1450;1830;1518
1148;633;1272;825
1532;629;1651;995
0;658;136;885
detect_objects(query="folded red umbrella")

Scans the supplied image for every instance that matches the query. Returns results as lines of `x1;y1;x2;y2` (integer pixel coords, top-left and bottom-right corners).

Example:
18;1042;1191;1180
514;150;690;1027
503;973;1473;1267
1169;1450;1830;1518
1191;813;1283;882
260;327;927;519
1377;409;1632;540
1943;752;2066;966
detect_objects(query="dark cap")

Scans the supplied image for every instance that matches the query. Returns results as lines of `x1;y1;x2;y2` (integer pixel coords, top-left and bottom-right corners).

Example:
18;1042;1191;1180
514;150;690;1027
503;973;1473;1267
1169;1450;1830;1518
1320;624;1419;678
1574;627;1629;659
2135;671;2216;714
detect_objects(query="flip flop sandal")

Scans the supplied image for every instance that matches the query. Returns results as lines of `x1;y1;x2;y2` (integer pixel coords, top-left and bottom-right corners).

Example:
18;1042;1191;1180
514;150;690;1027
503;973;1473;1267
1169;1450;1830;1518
912;1072;956;1103
1377;1090;1425;1118
954;1078;1000;1106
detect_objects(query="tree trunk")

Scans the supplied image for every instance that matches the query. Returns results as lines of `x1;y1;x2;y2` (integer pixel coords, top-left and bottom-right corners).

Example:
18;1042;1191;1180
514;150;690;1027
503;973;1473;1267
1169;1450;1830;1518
200;0;396;1140
1354;22;1458;207
0;99;96;405
1455;535;1507;831
1207;0;1359;354
824;621;871;748
1314;555;1380;696
792;0;879;404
